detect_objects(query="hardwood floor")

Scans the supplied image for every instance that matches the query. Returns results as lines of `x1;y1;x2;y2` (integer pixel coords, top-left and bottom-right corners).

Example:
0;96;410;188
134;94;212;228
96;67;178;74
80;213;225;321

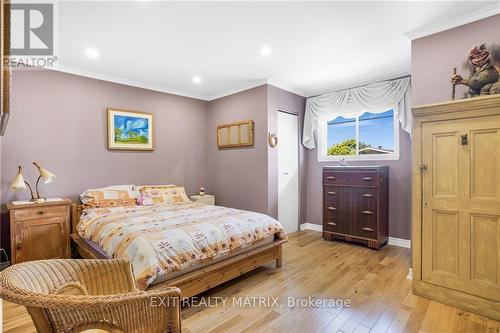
2;230;500;333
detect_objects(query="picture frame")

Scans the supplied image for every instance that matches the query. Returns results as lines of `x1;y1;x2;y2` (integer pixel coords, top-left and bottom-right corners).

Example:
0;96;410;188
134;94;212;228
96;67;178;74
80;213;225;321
107;108;154;151
0;0;10;136
217;120;254;149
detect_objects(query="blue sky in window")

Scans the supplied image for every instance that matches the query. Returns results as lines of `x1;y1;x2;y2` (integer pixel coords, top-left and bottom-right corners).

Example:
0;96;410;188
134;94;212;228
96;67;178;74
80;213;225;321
327;116;355;147
327;110;394;151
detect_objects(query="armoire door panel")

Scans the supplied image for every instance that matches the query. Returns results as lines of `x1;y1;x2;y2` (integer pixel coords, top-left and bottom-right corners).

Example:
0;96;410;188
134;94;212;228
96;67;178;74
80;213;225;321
422;121;465;290
432;132;460;199
470;128;500;202
469;213;500;300
424;210;460;279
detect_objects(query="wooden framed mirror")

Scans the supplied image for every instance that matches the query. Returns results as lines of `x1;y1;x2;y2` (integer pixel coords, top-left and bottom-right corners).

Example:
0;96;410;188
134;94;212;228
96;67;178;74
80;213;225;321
217;120;254;149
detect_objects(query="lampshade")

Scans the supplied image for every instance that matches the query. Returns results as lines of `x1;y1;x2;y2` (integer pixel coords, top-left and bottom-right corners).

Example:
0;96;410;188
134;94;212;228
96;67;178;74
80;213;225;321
33;161;56;184
10;166;26;191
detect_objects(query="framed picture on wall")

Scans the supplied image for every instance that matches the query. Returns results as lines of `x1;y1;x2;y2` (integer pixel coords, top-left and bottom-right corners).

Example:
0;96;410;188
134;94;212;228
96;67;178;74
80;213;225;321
217;120;254;149
107;108;154;151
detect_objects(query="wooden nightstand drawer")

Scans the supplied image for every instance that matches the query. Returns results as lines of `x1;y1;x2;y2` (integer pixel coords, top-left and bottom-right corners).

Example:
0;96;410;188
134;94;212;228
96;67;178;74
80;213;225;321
13;206;67;221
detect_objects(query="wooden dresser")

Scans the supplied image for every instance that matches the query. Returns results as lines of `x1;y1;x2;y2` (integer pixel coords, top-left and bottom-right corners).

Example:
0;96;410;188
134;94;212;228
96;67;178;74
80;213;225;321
412;95;500;321
7;199;71;264
323;166;389;249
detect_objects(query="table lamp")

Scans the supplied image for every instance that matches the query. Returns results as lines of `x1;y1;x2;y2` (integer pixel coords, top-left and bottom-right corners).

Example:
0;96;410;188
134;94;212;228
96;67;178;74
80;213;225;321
10;161;56;203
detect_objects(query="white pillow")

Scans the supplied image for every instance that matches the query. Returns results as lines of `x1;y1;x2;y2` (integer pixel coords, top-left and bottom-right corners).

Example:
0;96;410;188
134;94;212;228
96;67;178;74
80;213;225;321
81;185;140;203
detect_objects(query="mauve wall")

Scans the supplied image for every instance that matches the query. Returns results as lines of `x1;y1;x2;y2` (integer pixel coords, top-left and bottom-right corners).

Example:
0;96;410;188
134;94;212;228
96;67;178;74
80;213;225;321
267;85;306;223
207;85;269;214
304;127;412;239
1;69;210;205
412;14;500;105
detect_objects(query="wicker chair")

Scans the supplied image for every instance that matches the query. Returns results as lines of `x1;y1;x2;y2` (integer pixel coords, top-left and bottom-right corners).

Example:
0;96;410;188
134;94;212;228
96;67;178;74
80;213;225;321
0;259;182;333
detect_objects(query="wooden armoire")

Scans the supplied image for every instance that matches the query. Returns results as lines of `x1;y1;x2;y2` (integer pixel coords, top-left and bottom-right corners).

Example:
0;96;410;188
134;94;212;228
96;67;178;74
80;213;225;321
412;95;500;321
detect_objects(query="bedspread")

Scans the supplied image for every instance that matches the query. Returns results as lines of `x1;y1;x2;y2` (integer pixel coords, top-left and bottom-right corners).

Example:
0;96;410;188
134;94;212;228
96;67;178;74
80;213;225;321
78;202;286;289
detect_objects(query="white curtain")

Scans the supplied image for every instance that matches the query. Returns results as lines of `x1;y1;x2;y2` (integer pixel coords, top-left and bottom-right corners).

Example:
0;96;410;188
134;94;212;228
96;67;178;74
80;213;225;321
302;77;411;149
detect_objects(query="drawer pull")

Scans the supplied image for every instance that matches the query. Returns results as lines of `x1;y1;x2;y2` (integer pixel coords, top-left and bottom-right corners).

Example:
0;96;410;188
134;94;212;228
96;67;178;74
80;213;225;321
326;176;336;180
37;211;44;215
361;210;373;215
361;177;373;182
361;193;373;198
327;191;337;195
327;222;337;226
362;227;373;232
327;207;337;211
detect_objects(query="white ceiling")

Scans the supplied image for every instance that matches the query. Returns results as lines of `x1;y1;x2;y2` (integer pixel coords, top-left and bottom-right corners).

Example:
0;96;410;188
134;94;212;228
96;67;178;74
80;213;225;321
55;1;497;100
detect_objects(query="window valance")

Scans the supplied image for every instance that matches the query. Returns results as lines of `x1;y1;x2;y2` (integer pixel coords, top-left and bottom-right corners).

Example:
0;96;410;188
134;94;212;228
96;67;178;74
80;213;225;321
303;77;411;149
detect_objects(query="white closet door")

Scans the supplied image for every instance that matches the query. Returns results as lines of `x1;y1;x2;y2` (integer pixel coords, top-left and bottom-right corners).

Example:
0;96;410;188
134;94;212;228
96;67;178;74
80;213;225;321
278;111;299;233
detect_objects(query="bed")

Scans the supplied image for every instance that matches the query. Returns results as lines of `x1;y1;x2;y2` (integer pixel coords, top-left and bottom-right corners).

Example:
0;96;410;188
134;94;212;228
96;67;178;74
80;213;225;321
70;200;286;296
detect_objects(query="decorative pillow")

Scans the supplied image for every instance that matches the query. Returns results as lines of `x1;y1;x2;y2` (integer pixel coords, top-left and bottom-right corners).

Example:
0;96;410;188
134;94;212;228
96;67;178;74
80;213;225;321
51;282;88;296
80;185;139;208
137;193;155;206
138;185;190;205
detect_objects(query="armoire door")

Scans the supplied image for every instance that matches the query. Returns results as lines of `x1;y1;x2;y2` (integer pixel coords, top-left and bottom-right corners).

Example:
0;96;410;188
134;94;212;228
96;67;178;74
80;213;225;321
421;115;500;301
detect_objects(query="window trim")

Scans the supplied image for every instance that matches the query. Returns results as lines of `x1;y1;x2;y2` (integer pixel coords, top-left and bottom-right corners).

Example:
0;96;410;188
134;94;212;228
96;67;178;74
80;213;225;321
317;112;400;162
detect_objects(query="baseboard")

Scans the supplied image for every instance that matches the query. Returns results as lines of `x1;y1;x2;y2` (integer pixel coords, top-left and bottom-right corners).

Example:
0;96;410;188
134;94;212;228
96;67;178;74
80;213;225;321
388;237;411;248
299;223;323;232
299;223;411;248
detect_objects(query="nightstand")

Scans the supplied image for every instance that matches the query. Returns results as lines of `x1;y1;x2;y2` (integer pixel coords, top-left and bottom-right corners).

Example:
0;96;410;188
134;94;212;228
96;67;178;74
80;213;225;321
6;199;71;264
190;194;215;205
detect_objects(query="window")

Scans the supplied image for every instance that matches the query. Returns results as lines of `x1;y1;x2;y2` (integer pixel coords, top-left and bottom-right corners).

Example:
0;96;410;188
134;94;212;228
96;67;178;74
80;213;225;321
319;110;399;161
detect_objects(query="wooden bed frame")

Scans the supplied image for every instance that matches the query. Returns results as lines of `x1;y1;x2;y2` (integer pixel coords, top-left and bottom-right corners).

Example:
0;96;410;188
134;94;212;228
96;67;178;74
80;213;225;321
70;204;285;296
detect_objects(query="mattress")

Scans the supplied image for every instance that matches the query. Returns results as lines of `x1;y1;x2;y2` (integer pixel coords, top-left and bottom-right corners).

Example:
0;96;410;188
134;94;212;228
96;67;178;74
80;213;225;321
77;202;285;289
81;234;276;284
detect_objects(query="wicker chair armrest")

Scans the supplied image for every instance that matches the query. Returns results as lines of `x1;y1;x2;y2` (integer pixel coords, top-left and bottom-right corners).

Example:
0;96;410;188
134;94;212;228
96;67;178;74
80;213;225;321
0;285;182;310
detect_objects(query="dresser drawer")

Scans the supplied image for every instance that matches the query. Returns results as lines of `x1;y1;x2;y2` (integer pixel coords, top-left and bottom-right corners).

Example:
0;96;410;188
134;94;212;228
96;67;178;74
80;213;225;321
324;204;339;219
354;188;378;213
14;206;67;221
353;203;377;239
323;171;380;187
358;224;377;239
353;188;377;201
324;218;339;232
324;186;340;205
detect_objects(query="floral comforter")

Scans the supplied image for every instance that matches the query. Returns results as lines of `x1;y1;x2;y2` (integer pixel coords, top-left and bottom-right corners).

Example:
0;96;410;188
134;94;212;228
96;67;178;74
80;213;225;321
78;202;285;289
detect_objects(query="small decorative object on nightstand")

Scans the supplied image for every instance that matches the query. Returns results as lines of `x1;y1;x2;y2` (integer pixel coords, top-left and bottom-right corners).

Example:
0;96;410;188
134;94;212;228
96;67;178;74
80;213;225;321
6;199;71;264
199;186;206;196
190;194;215;205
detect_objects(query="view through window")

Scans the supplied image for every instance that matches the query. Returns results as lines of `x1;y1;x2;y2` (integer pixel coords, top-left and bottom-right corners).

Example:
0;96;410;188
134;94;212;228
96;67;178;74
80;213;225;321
327;110;395;156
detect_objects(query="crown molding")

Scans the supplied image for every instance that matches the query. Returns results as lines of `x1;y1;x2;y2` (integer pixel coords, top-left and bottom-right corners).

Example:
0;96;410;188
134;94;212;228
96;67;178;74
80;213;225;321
51;66;291;102
405;3;500;40
206;79;268;101
306;69;411;98
267;79;307;98
51;65;211;101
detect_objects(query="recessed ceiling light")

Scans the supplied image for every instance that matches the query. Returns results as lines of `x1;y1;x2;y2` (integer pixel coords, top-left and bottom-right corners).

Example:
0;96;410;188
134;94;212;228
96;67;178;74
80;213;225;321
260;46;272;56
192;76;202;84
85;48;99;59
